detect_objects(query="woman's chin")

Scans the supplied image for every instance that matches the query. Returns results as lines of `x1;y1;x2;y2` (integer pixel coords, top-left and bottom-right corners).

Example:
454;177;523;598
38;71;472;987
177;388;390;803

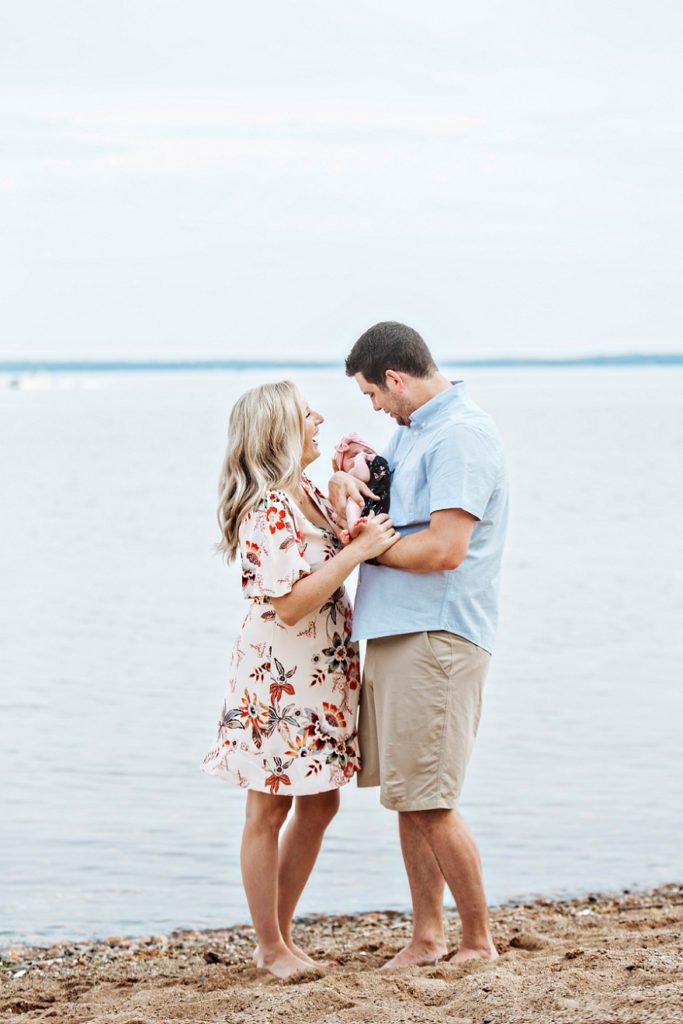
302;447;320;468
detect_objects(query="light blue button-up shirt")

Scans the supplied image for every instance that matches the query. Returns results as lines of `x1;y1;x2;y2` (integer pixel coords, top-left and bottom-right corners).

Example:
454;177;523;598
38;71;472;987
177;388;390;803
351;382;508;653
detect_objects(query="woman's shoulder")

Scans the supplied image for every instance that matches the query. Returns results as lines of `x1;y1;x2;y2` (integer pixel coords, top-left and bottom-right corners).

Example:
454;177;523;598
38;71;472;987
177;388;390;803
238;489;298;538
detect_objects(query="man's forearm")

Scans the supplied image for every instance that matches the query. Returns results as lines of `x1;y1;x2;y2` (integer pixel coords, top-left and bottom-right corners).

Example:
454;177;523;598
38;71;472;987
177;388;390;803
375;529;449;573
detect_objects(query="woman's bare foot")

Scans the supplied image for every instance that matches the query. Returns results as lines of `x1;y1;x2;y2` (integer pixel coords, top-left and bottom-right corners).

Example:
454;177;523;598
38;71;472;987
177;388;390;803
255;942;332;969
287;941;319;966
382;939;448;969
449;943;499;964
255;942;316;967
252;944;311;979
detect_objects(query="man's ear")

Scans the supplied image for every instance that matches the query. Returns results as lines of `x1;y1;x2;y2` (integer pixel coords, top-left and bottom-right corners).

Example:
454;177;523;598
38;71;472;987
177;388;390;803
384;369;405;392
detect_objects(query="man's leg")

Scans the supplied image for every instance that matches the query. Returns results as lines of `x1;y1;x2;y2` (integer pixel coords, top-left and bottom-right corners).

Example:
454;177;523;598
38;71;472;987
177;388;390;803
382;812;447;967
393;632;494;960
406;806;497;960
367;632;494;962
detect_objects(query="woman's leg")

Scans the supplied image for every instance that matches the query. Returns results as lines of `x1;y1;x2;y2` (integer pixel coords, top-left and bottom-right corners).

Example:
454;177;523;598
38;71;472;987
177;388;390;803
240;789;309;978
277;788;340;958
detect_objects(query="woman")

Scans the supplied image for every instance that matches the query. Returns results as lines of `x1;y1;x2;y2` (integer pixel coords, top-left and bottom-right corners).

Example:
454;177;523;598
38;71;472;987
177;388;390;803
202;380;398;979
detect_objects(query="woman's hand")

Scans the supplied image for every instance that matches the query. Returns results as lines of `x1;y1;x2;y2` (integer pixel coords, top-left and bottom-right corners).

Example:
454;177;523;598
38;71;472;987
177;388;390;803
348;512;400;562
328;470;379;527
270;513;399;626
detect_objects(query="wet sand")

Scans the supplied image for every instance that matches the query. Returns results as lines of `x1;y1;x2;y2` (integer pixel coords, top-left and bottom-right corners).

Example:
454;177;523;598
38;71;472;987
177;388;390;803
2;883;681;1023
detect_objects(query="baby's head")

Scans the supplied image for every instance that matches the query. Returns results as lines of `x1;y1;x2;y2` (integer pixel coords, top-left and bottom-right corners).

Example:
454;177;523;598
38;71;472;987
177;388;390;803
333;433;376;480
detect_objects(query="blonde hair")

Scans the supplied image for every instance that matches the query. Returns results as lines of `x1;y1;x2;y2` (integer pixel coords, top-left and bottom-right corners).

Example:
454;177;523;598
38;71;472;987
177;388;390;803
216;380;305;561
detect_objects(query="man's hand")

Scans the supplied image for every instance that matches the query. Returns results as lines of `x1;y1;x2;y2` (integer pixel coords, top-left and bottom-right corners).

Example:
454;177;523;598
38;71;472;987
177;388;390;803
328;470;379;528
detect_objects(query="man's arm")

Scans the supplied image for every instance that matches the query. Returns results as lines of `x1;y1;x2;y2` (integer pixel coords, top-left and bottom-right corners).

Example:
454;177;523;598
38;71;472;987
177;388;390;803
375;508;476;572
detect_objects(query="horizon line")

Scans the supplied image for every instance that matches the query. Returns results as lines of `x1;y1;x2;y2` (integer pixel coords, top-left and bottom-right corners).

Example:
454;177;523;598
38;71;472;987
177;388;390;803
1;353;682;373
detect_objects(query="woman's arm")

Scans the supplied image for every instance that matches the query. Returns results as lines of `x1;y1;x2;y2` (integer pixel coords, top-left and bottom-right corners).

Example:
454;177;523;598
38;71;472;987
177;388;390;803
270;514;398;626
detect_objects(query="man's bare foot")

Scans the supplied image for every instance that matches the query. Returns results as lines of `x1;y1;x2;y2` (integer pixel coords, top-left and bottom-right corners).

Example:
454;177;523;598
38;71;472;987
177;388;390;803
382;939;448;969
449;943;499;964
252;945;311;979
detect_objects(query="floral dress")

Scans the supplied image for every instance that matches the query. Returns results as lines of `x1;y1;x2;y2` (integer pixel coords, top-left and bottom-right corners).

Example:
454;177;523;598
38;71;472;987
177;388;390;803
202;475;361;796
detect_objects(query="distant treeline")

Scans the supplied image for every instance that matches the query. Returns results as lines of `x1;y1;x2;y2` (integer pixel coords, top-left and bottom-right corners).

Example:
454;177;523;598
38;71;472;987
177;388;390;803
1;354;682;373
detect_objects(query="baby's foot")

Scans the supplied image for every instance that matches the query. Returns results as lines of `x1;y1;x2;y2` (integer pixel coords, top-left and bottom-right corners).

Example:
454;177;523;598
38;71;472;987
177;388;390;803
348;517;368;540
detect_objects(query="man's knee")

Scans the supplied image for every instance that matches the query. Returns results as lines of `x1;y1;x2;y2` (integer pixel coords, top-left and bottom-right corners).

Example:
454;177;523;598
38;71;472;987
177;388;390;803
401;807;453;835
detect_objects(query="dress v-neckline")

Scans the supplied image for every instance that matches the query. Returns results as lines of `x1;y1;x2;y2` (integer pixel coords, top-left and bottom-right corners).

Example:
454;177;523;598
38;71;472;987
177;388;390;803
294;477;335;534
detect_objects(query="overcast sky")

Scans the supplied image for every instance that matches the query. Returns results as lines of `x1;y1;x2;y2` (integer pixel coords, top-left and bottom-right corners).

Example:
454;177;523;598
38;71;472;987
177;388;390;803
1;0;681;362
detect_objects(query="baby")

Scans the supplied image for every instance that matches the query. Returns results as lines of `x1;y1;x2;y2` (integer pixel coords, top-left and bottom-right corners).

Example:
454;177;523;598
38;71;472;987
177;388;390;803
332;433;392;543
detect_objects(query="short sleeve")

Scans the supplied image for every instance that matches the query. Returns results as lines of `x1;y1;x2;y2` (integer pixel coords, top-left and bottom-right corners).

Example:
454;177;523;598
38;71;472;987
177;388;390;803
426;427;502;521
239;492;311;599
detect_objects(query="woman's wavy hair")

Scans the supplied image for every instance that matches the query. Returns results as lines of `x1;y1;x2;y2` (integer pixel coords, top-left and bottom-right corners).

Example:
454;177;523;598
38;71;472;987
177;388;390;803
216;380;305;561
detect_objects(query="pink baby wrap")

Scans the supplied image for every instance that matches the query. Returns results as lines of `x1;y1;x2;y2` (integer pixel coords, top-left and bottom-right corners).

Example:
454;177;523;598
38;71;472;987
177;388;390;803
332;432;379;535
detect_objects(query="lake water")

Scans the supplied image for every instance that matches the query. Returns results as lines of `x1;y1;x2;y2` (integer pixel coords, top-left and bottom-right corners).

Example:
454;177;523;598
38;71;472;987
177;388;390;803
2;367;682;945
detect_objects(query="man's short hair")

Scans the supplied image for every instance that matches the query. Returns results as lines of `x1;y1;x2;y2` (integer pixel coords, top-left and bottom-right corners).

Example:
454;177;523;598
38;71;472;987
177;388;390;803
345;321;437;386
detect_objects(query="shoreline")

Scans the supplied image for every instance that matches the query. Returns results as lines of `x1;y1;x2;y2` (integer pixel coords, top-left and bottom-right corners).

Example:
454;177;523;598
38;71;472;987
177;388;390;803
2;883;681;1023
0;876;676;955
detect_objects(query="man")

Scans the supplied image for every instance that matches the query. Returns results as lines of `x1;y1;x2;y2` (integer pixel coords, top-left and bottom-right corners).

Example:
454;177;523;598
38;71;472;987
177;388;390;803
329;321;508;965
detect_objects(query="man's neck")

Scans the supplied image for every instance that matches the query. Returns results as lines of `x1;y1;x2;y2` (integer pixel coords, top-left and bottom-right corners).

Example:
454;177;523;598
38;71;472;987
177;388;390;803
408;372;453;413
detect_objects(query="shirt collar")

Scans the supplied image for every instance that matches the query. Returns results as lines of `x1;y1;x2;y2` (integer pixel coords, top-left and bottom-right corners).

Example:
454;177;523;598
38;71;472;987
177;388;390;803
408;380;465;430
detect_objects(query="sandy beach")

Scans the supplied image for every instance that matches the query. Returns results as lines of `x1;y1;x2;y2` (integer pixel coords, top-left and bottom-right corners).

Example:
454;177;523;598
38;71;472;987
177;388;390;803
2;883;681;1023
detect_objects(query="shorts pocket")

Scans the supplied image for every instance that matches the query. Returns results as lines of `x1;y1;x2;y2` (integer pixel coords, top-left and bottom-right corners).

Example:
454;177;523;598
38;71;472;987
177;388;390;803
425;630;454;678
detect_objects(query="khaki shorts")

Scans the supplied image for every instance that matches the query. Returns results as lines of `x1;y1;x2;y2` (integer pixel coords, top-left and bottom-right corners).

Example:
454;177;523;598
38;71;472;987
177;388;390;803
357;630;490;811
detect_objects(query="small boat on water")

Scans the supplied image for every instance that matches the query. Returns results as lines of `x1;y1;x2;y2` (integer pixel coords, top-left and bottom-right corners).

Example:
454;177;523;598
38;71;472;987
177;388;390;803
5;373;99;391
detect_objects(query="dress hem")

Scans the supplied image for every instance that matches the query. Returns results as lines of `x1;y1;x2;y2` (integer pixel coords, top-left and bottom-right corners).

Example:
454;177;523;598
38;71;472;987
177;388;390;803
200;759;357;797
